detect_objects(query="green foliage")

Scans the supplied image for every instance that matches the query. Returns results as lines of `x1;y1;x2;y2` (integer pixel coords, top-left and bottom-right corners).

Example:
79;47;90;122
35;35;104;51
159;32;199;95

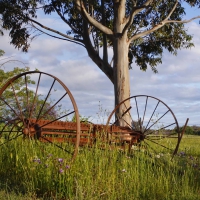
0;66;32;87
0;136;200;199
0;50;4;57
180;126;194;135
175;125;200;135
0;68;29;120
0;67;34;119
0;0;199;71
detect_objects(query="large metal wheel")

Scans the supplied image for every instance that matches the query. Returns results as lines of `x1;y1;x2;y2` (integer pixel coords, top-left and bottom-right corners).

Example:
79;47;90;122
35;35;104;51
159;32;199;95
0;71;80;162
106;95;181;156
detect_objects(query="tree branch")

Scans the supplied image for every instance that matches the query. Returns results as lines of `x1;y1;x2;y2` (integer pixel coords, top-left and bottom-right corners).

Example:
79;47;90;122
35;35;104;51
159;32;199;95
167;16;200;24
51;3;81;35
75;0;113;36
31;23;85;48
82;20;114;83
129;15;200;44
122;0;153;36
101;0;108;63
163;0;178;21
28;18;84;45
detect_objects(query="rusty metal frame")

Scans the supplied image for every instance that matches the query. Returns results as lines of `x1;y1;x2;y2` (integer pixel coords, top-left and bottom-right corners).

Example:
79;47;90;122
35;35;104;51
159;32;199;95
0;72;189;159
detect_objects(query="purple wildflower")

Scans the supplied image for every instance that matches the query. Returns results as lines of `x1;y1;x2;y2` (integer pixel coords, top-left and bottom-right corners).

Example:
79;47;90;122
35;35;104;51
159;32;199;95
189;156;194;160
58;158;63;163
192;163;198;168
59;168;64;173
66;165;70;169
179;152;185;157
33;158;41;164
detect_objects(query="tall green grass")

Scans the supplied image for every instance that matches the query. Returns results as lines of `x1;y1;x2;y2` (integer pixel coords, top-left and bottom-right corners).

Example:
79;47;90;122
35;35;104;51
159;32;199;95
0;136;200;200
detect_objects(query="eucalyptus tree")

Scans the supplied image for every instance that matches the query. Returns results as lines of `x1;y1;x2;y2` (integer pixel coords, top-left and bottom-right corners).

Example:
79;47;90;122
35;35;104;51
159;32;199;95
0;0;200;125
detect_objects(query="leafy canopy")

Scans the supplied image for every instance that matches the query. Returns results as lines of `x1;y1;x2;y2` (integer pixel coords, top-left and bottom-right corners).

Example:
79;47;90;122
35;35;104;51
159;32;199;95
0;1;199;76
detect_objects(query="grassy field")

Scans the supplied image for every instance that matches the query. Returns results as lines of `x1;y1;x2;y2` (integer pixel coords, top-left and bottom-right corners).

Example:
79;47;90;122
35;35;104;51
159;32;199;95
0;135;200;200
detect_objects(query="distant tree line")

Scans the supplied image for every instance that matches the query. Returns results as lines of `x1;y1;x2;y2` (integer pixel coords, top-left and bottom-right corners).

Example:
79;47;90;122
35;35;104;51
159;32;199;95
180;125;200;136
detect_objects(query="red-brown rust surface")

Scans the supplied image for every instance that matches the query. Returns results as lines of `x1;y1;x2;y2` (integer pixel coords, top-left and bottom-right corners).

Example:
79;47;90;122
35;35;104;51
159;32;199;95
24;118;140;146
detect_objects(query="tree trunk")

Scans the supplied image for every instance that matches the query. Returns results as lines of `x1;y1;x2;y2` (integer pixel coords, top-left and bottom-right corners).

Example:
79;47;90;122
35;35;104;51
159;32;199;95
113;0;131;127
113;35;131;127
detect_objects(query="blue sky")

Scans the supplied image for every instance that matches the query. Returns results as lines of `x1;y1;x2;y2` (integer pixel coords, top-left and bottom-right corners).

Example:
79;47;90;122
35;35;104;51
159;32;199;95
0;4;200;126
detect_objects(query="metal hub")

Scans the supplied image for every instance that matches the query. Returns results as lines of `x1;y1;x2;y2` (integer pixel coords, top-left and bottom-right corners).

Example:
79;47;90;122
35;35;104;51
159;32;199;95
139;133;145;141
22;127;30;135
22;126;36;137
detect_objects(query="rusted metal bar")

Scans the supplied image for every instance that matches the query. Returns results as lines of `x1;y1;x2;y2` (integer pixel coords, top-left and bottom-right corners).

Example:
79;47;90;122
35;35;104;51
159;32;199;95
22;118;141;147
172;118;189;157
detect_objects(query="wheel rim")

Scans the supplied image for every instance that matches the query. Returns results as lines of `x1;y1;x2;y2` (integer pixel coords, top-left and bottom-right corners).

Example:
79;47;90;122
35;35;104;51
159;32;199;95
106;95;180;155
0;71;80;162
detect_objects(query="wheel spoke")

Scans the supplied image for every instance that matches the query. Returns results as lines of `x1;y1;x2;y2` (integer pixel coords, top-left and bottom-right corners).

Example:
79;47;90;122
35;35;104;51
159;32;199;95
40;111;75;128
36;78;56;121
143;140;157;154
172;118;189;157
1;130;20;134
118;107;136;130
114;111;132;129
39;136;73;154
36;92;68;123
0;97;22;121
134;97;141;130
113;106;132;125
143;110;170;134
3;119;21;130
10;82;26;125
0;133;23;146
24;74;31;129
7;123;23;139
144;101;160;132
112;113;120;125
145;122;177;136
145;137;173;151
141;96;148;130
121;118;132;129
29;73;41;121
25;74;29;112
122;106;132;118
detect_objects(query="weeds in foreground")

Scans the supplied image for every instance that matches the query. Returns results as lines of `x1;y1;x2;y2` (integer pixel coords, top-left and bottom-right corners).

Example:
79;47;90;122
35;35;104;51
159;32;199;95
0;136;200;200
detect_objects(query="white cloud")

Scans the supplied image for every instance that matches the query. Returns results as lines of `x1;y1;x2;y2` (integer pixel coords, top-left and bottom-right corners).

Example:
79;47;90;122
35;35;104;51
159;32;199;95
128;22;200;126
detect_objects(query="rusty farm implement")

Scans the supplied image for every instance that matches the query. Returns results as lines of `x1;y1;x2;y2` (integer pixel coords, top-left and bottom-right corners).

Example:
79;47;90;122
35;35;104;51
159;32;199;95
0;71;189;162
